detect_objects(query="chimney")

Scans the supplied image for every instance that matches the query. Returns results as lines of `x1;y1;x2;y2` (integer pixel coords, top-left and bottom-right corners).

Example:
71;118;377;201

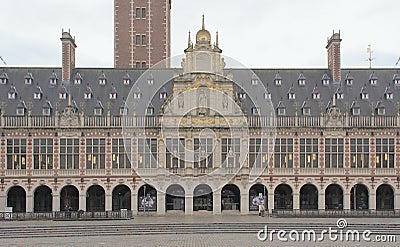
60;29;77;82
326;30;342;83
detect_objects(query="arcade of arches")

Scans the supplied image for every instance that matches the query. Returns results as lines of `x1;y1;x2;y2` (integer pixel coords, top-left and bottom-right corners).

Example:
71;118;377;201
4;182;398;214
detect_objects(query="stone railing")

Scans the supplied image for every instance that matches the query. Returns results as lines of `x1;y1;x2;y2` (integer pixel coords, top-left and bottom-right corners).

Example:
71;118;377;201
1;114;399;128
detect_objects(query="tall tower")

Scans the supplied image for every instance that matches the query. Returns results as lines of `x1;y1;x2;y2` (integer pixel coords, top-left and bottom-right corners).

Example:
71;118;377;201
114;0;171;68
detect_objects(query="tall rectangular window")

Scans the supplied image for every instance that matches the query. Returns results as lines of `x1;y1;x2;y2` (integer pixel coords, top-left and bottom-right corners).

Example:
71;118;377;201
138;138;157;168
6;139;26;170
136;62;141;68
221;138;240;168
135;8;141;18
376;138;395;168
249;138;269;168
166;138;185;169
350;138;369;168
141;35;146;45
300;138;318;168
194;138;213;168
274;138;293;168
112;139;131;169
135;35;141;45
86;138;106;169
60;138;79;169
324;138;344;168
33;139;53;169
141;7;146;18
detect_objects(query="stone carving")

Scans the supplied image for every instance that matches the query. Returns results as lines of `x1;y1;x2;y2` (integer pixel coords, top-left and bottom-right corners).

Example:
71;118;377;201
325;106;343;127
59;106;81;127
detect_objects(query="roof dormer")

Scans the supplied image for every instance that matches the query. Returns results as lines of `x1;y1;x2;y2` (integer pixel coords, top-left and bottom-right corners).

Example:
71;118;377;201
301;100;311;116
264;88;271;100
350;100;360;116
298;73;306;86
335;87;344;100
393;73;400;86
49;72;58;85
375;101;385;116
123;73;131;85
360;86;368;100
16;100;26;116
84;85;93;99
321;73;330;86
42;100;53;116
8;86;17;99
251;73;258;86
159;87;168;99
98;72;107;85
24;72;33;85
109;86;117;100
94;99;104;116
119;99;128;116
0;72;8;84
74;72;82;85
345;72;354;86
384;86;393;100
369;72;378;86
59;86;68;100
312;86;320;100
274;72;282;86
34;85;43;100
287;85;295;100
276;100;286;116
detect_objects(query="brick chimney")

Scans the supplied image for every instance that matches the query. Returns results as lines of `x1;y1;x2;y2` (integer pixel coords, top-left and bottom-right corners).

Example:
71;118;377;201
60;29;77;82
326;31;342;83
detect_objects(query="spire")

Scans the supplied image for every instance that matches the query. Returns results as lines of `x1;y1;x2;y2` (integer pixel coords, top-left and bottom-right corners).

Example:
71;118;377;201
202;14;205;30
216;31;219;47
188;31;191;47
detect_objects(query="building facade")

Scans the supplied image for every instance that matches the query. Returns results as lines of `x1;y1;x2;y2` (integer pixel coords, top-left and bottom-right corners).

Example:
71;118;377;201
114;0;171;68
0;22;400;216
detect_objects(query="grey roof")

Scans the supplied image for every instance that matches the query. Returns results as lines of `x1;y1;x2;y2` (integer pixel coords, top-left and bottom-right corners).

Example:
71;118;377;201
0;67;399;117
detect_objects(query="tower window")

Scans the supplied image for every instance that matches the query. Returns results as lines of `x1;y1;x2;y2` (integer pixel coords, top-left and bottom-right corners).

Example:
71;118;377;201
135;8;141;18
142;35;146;45
142;62;146;68
136;35;141;45
142;8;146;18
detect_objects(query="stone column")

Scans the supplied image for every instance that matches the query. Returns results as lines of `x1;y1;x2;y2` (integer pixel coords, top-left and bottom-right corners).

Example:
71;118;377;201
79;192;86;211
213;189;221;214
157;191;166;215
131;191;138;215
105;192;112;211
395;191;400;210
343;191;350;210
318;191;325;210
369;192;376;211
268;191;274;214
240;191;249;214
0;194;6;210
293;191;300;210
214;138;221;168
185;193;193;215
53;193;60;212
26;193;33;212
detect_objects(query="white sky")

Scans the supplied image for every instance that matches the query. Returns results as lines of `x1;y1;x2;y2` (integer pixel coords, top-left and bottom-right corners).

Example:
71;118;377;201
0;0;399;68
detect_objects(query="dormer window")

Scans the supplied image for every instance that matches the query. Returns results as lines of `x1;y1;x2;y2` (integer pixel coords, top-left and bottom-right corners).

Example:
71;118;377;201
84;92;92;99
313;92;320;100
275;78;282;86
277;108;286;116
302;107;311;116
146;107;154;115
252;107;260;115
361;92;368;100
346;78;353;86
370;78;377;86
264;92;271;100
288;87;295;100
159;92;167;99
0;73;8;84
322;79;329;86
34;92;41;100
377;108;385;116
147;78;154;85
133;92;142;99
49;73;58;85
42;108;50;116
24;73;33;85
352;108;360;116
123;78;131;85
238;92;246;100
99;78;106;85
74;78;81;84
8;87;16;99
110;92;117;100
394;78;400;86
251;76;258;85
16;108;25;116
385;88;393;100
298;73;306;86
94;108;103;116
59;92;67;100
336;92;344;100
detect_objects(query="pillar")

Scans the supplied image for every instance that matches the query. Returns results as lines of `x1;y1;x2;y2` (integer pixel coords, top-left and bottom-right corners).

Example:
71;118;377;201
293;191;299;210
53;193;60;212
395;191;400;210
369;192;376;211
185;193;193;215
240;191;249;214
318;191;325;210
0;194;6;210
343;191;350;210
213;189;221;214
105;192;112;211
157;191;165;215
132;191;138;215
26;193;33;212
268;191;274;214
79;192;86;211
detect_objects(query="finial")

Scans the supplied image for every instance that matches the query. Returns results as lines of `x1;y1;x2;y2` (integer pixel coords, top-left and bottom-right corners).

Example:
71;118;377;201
68;91;72;107
188;31;191;47
332;93;336;107
216;31;219;47
202;14;205;30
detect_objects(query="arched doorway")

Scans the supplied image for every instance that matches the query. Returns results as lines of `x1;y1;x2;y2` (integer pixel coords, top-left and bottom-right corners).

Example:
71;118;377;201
376;184;394;210
60;185;79;211
138;185;157;212
249;184;267;211
325;184;343;210
166;184;185;211
112;185;131;211
274;184;293;210
7;186;26;213
221;184;240;211
34;185;52;212
193;184;213;211
300;184;318;210
350;184;369;210
86;185;105;212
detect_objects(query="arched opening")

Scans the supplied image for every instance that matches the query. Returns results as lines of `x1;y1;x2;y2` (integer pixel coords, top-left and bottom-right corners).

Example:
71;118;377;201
300;184;318;210
138;185;157;212
193;184;213;211
34;185;52;212
350;184;369;210
376;184;394;210
86;185;105;212
325;184;343;210
60;185;79;211
166;184;185;211
249;184;267;211
274;184;293;210
7;186;26;213
221;184;240;211
112;185;131;211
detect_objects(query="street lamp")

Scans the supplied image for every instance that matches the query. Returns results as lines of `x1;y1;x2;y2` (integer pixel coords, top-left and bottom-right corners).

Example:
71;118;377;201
143;185;146;214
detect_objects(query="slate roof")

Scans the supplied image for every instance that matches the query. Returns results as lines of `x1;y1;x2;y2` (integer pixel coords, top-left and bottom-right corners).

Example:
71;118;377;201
0;67;399;117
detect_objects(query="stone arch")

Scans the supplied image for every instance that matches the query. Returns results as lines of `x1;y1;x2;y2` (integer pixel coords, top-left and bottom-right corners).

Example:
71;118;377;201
7;186;26;213
325;184;343;210
34;185;53;212
274;184;293;210
166;184;185;211
86;185;105;212
138;184;157;212
193;184;213;211
300;184;318;210
350;184;369;210
221;184;240;211
60;185;79;211
376;184;394;210
249;183;267;211
112;184;131;211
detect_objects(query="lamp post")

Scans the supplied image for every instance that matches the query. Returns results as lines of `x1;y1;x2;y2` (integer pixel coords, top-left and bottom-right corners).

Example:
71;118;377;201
143;185;146;214
353;184;357;210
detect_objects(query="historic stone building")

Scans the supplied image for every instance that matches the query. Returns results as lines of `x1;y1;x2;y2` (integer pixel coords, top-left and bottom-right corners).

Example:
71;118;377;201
114;0;171;68
0;20;399;216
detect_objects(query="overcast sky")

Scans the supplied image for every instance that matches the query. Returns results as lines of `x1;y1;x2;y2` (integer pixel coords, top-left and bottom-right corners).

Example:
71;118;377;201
1;0;399;68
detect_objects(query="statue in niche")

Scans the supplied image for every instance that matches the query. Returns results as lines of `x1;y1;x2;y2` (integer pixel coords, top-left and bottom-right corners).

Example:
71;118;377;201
198;88;207;115
178;94;184;109
222;93;228;110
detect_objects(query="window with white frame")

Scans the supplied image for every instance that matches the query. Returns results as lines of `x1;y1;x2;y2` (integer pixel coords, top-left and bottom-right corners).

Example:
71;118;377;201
275;78;282;86
377;107;385;116
8;91;16;99
33;139;53;169
99;78;106;85
94;108;103;116
313;92;320;99
375;138;395;168
123;78;130;85
194;138;213;169
24;77;32;85
112;138;131;169
352;108;360;116
288;92;295;100
264;92;271;100
350;138;369;168
86;138;106;169
166;138;185;169
59;92;67;100
6;139;27;170
133;92;142;99
42;107;51;116
110;92;117;100
34;91;41;100
74;78;81;85
346;78;353;86
59;138;79;169
84;92;92;99
119;107;128;116
336;92;344;100
298;78;306;86
137;138;157;168
249;138;269;168
159;92;167;99
277;107;286;116
322;78;329;86
274;138;293;168
324;138;344;168
300;138;318;168
221;138;240;168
